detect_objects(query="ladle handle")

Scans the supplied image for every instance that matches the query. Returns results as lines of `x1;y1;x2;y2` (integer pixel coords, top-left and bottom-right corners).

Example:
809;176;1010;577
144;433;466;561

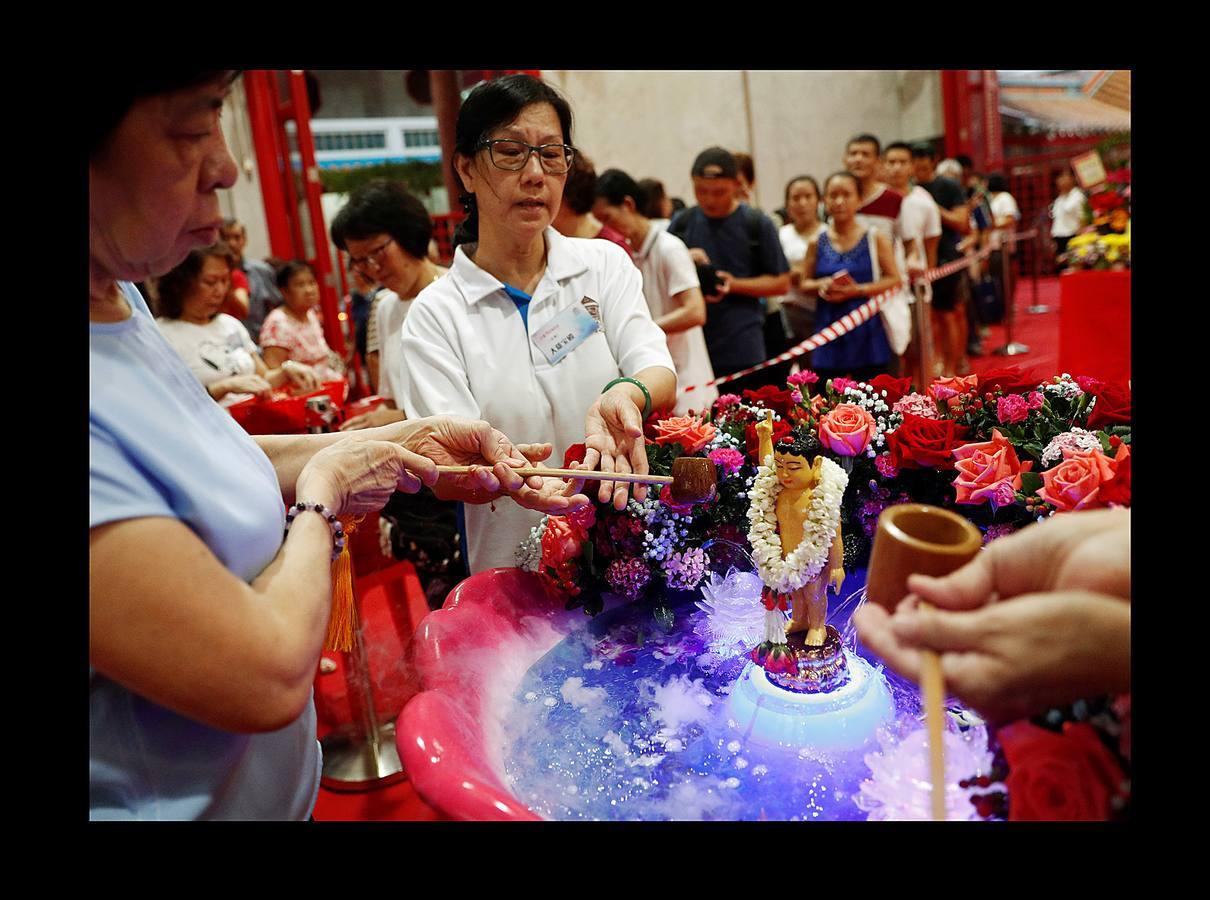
435;465;673;486
920;602;947;822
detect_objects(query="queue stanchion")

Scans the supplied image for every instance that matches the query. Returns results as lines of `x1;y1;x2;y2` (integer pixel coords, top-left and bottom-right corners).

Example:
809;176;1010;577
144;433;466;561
910;279;935;387
1026;223;1051;315
992;231;1030;357
320;572;407;791
312;408;406;792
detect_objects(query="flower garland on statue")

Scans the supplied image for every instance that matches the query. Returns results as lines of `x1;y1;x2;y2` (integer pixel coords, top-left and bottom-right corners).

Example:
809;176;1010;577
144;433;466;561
746;452;848;595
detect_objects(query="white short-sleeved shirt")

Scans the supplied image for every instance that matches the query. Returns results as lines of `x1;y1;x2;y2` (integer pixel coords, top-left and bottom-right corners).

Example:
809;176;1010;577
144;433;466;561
371;289;415;402
776;222;827;311
899;185;943;260
92;283;320;820
634;226;717;415
990;192;1022;251
156;313;259;406
1051;188;1086;239
399;227;676;573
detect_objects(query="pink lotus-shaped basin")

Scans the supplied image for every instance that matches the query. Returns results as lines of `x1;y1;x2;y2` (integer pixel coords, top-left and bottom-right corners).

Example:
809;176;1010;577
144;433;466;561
396;567;599;820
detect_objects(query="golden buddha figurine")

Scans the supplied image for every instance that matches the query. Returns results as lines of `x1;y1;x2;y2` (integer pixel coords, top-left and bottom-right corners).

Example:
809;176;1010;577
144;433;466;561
749;411;847;647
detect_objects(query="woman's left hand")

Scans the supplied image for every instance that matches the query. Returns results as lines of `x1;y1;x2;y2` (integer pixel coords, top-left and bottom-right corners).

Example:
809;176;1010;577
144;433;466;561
582;388;649;510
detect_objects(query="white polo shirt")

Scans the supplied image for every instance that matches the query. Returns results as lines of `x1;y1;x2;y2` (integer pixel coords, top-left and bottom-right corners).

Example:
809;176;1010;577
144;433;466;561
399;227;675;573
634;226;717;415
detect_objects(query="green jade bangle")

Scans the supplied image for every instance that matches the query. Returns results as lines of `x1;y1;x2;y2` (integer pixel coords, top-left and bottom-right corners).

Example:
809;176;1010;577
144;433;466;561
602;376;652;419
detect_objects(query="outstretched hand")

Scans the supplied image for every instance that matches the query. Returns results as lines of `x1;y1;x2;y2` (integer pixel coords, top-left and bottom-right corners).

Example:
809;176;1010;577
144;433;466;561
400;416;591;515
581;388;649;510
853;589;1130;723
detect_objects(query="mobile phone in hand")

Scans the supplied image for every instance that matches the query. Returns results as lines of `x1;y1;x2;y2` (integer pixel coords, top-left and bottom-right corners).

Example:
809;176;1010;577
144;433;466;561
831;269;854;287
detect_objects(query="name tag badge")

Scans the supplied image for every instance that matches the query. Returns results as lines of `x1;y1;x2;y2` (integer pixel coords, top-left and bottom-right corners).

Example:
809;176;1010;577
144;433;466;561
532;301;601;366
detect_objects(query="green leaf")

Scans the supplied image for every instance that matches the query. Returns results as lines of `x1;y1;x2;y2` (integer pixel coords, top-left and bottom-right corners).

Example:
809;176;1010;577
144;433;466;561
653;606;675;633
1098;432;1113;453
1019;472;1043;495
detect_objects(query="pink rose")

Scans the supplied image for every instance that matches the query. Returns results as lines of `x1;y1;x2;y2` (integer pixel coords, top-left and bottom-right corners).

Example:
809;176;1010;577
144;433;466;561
708;447;746;476
929;374;979;411
652;415;716;453
817;403;877;456
1036;447;1118;512
996;394;1029;424
951;428;1032;508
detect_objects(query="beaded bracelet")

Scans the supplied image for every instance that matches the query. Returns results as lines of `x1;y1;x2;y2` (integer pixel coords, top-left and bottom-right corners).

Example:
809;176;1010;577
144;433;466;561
284;501;347;561
602;376;652;420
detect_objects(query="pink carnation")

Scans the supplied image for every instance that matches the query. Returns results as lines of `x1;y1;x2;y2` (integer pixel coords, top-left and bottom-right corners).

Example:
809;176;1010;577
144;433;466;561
1027;391;1044;410
996;394;1030;424
715;394;742;409
708;447;746;476
832;377;858;394
892;392;940;420
787;370;820;387
790;390;804;405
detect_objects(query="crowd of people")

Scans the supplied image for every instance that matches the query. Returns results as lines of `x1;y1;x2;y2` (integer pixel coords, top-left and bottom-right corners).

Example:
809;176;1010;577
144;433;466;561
90;70;1120;820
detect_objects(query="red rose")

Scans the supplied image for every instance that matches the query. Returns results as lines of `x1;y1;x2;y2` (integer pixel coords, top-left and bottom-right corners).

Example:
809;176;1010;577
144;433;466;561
1000;721;1126;821
1086;382;1132;429
745;418;792;461
867;374;913;405
742;384;795;418
563;442;588;468
541;516;585;569
977;366;1038;396
887;414;968;470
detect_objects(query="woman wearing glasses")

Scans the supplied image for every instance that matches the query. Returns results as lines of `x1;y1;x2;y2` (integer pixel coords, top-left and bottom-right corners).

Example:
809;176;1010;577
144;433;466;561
399;74;677;573
331;180;446;431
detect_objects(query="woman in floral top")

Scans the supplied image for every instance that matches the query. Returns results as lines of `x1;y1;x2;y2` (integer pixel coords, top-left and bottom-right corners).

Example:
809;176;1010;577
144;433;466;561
259;260;345;382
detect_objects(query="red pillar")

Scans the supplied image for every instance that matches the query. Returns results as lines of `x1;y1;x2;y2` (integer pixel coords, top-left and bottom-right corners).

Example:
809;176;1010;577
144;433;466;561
287;70;346;358
244;70;296;260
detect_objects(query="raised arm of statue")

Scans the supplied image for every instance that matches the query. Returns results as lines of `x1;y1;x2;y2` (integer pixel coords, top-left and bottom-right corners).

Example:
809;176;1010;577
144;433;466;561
756;409;776;464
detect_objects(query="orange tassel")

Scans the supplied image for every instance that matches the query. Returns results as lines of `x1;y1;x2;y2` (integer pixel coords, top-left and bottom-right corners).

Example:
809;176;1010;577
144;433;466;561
325;515;364;652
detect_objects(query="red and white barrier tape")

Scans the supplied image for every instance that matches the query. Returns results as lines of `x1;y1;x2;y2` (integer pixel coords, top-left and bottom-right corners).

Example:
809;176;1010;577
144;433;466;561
680;228;1038;395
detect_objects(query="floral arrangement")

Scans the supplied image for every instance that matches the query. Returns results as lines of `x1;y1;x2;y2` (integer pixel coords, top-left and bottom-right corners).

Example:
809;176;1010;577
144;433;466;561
516;365;1132;625
1064;165;1131;270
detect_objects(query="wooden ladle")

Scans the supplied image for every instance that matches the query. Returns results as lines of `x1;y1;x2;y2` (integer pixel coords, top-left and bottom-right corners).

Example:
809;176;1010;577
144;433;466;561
867;504;983;821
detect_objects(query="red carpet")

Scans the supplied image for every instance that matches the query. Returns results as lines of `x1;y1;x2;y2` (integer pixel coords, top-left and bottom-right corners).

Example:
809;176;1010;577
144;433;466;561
967;275;1061;379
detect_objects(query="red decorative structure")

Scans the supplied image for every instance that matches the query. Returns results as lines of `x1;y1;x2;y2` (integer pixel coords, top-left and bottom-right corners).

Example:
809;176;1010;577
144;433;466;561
1058;270;1131;385
242;69;346;359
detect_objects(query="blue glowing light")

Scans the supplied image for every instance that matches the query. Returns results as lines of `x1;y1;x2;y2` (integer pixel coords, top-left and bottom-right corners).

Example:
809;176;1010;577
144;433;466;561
724;654;896;754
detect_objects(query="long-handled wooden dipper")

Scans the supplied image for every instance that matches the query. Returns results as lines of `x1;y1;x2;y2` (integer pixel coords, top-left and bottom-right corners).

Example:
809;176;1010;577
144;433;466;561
866;504;983;821
436;455;719;504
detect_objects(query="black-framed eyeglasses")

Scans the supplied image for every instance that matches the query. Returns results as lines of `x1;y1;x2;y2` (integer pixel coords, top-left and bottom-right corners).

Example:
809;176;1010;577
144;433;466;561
477;139;576;174
347;237;394;272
